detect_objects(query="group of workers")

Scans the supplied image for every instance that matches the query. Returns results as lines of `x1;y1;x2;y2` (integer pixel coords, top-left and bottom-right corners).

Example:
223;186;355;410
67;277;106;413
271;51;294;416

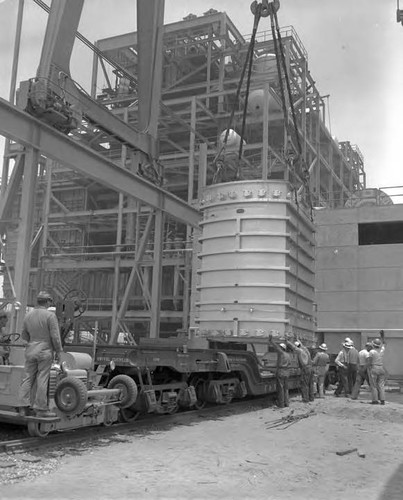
268;330;387;408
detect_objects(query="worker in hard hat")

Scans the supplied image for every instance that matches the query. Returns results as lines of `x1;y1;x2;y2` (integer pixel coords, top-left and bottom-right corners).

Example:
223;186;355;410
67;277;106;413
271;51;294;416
18;291;64;418
285;335;314;403
367;330;387;405
0;311;10;364
268;334;291;408
346;340;359;394
334;340;352;397
312;343;330;398
351;342;373;400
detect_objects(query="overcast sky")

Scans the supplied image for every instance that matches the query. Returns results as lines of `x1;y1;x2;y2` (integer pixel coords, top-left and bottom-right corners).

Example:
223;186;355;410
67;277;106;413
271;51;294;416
0;0;401;191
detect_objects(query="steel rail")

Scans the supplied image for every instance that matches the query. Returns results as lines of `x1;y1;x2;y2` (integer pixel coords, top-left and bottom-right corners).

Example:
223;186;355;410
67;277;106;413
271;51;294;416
0;397;270;454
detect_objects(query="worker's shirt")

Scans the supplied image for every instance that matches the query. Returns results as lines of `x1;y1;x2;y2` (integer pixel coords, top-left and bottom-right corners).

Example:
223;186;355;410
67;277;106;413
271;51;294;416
295;346;312;370
313;351;330;367
368;345;385;368
335;349;349;368
358;349;370;366
347;347;359;365
312;351;330;376
270;342;291;374
22;306;62;353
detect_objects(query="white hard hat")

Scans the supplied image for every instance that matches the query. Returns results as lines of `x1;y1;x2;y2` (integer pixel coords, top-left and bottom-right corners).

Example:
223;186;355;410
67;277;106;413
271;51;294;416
319;343;328;351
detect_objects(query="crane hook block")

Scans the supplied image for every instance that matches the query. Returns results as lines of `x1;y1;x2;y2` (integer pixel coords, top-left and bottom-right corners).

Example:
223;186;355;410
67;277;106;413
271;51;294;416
251;0;280;18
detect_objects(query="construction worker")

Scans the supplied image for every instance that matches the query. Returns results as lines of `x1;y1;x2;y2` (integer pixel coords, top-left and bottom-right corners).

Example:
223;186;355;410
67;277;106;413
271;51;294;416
0;311;10;364
334;341;352;397
312;343;330;398
367;330;387;405
19;291;63;417
350;342;373;400
285;335;314;403
268;334;291;408
346;339;359;393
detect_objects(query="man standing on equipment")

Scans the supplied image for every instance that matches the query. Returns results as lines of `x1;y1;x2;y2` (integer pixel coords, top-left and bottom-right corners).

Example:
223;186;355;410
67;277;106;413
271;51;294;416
19;291;63;417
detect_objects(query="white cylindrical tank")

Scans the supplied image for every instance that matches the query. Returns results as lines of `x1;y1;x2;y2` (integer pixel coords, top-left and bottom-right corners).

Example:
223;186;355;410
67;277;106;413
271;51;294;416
195;180;316;343
247;89;282;117
219;129;245;151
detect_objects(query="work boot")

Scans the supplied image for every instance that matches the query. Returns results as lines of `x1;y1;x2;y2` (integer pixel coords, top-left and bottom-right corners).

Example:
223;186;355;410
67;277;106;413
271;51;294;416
370;401;379;405
380;400;385;405
35;409;57;418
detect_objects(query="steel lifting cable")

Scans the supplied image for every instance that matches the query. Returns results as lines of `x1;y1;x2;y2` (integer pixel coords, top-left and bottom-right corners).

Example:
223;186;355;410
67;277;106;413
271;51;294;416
212;4;263;182
271;10;313;215
269;11;289;134
237;4;263;163
273;10;303;164
216;9;261;159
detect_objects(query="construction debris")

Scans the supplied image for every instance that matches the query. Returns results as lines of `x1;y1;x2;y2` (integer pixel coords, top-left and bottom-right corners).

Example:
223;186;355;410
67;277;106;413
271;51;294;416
266;409;315;430
336;448;358;456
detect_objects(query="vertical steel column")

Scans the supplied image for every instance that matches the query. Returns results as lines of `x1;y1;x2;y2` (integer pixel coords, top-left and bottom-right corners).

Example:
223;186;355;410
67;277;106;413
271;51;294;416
149;210;164;338
14;146;39;332
182;100;197;332
187;97;196;203
137;0;165;338
328;145;334;207
217;16;226;113
37;158;53;290
1;0;25;195
262;83;270;179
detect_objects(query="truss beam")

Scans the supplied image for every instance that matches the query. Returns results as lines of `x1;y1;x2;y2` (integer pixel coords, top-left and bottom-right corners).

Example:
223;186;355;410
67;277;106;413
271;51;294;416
0;98;200;227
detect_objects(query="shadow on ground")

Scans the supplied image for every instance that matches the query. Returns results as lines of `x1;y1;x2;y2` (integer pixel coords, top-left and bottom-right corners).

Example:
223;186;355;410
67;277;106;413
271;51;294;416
378;463;403;500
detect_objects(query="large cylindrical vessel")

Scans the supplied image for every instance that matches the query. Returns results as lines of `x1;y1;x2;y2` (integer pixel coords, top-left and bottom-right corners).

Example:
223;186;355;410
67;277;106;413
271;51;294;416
194;180;315;342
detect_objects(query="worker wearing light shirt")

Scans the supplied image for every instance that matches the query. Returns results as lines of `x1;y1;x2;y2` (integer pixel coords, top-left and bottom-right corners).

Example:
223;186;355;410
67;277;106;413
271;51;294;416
351;342;372;399
367;330;387;405
334;341;351;397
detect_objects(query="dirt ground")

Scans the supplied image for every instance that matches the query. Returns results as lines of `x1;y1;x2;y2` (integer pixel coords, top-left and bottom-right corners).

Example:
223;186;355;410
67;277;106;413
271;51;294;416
1;388;403;500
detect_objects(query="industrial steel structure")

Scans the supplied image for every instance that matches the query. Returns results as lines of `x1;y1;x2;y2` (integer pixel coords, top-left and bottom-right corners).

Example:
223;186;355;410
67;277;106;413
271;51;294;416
0;2;365;346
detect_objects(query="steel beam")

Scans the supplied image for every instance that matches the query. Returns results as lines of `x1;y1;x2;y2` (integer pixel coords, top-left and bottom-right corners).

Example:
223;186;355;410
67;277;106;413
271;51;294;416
0;98;200;227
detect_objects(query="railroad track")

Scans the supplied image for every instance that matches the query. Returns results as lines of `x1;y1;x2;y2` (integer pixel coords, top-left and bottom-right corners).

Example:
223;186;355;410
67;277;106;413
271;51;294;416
0;396;272;454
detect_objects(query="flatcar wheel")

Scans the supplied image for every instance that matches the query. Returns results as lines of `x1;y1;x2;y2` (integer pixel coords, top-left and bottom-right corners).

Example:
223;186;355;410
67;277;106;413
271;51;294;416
119;407;140;423
192;379;207;410
165;402;179;415
27;421;49;438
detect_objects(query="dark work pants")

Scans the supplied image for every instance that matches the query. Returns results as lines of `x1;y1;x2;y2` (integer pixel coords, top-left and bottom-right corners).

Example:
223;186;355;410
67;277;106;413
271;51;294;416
276;373;289;408
347;363;358;394
351;365;370;399
335;366;349;396
300;367;314;402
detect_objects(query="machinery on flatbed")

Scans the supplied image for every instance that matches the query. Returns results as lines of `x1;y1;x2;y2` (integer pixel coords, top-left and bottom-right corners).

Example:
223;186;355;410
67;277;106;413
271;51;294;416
0;349;138;437
0;330;300;435
66;335;300;422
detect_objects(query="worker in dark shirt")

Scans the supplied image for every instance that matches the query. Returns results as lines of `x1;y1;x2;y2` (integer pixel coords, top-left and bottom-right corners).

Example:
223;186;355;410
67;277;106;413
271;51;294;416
268;334;291;408
346;340;359;394
19;291;63;417
285;335;314;403
312;343;330;398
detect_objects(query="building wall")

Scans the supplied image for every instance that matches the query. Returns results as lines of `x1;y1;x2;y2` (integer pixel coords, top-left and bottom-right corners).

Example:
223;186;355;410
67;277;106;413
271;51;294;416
314;205;403;377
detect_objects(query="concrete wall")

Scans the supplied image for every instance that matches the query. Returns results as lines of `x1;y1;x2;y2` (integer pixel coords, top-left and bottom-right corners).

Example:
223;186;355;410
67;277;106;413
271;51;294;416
314;205;403;377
